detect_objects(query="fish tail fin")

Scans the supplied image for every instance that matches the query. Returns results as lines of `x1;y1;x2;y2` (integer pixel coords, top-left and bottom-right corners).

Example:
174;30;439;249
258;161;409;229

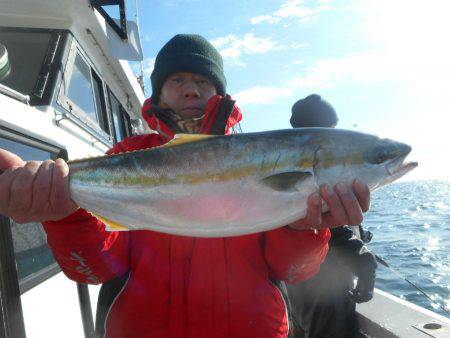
90;212;130;232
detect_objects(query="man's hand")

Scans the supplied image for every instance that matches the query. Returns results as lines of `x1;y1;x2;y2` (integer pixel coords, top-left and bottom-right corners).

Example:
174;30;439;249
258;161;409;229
349;249;377;303
0;148;78;223
288;180;370;231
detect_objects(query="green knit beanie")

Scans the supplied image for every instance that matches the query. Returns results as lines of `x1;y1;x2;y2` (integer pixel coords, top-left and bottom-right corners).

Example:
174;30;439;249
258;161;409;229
150;34;226;103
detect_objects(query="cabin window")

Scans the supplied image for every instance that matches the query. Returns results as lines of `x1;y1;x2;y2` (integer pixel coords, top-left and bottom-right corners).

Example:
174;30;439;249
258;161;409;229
0;27;64;105
92;71;111;135
58;44;114;145
57;39;135;146
108;89;130;142
0;133;61;293
66;53;98;123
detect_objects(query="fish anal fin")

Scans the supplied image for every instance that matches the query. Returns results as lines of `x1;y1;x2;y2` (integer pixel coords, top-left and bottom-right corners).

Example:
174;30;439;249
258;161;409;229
260;171;313;192
91;212;130;231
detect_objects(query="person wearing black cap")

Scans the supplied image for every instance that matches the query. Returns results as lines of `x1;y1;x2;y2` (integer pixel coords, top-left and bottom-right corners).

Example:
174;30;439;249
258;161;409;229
290;94;338;128
0;36;372;338
286;94;377;338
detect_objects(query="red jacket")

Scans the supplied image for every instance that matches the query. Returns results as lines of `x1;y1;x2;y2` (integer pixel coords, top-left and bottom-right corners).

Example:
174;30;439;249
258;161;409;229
43;95;330;338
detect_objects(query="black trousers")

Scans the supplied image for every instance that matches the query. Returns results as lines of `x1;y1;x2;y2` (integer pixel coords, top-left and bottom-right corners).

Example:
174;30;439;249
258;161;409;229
286;255;358;338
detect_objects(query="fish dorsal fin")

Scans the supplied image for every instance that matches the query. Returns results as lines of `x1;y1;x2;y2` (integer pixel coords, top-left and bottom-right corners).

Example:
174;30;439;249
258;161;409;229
161;133;215;148
260;171;313;192
68;134;216;165
91;212;130;231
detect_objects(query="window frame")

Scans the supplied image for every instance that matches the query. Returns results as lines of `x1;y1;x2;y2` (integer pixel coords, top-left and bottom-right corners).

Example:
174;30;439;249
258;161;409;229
0;26;68;106
107;87;132;142
57;39;114;146
90;0;128;40
0;123;65;295
0;124;65;338
0;123;95;338
92;70;113;136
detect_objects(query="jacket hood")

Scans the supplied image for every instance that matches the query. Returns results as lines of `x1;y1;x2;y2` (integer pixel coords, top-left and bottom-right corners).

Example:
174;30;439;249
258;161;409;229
141;95;242;140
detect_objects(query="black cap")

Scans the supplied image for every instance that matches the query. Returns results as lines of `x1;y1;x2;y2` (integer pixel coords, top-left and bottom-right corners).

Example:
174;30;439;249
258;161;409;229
290;94;338;128
150;34;226;104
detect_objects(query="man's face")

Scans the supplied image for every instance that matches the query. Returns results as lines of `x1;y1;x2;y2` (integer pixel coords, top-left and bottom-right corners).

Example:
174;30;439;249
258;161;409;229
159;72;217;119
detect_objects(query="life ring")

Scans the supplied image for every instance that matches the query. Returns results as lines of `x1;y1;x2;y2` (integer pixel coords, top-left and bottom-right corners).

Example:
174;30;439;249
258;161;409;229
0;44;11;81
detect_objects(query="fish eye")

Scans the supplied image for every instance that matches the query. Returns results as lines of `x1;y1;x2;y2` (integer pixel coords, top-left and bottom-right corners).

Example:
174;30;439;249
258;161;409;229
375;150;387;164
366;146;395;165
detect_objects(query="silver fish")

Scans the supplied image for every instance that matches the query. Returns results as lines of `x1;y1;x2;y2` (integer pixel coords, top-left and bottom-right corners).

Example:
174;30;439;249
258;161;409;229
68;128;417;237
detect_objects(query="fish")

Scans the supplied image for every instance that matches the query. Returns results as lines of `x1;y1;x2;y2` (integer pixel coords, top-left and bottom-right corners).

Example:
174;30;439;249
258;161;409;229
68;128;417;237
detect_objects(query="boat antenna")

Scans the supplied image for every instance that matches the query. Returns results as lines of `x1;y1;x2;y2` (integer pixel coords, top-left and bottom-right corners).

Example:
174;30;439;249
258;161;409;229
135;0;145;95
374;254;449;316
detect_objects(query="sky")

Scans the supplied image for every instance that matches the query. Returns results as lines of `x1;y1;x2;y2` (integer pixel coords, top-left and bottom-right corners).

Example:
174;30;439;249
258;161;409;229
117;0;449;181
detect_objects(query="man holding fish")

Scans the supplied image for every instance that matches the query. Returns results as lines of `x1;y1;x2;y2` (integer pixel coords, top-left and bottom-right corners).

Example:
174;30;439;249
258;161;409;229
0;34;397;338
286;94;378;338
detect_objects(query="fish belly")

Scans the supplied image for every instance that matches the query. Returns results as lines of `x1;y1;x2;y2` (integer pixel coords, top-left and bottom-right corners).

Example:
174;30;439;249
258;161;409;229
70;179;313;237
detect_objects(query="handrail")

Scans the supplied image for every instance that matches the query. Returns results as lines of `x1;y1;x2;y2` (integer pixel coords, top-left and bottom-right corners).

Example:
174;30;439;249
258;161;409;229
0;83;30;104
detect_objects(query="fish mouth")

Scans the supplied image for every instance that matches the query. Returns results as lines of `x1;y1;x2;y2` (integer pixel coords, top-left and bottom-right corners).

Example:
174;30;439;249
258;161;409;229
386;145;418;179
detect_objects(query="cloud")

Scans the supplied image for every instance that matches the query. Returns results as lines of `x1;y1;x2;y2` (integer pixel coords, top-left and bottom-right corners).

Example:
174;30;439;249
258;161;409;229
233;51;395;106
233;86;294;105
161;0;202;7
234;43;450;107
142;35;153;43
130;57;155;79
130;57;155;95
250;0;331;25
211;33;277;65
250;15;274;25
142;57;156;78
288;52;387;90
288;42;310;49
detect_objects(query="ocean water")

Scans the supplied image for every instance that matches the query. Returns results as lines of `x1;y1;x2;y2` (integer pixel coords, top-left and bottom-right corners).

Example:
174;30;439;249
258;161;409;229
363;180;450;317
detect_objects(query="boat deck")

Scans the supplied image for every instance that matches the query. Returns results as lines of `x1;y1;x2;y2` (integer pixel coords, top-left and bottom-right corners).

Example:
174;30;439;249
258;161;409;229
357;289;450;338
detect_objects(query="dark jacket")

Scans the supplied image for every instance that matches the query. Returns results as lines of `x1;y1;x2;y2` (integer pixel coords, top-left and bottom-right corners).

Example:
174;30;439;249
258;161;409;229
287;226;377;338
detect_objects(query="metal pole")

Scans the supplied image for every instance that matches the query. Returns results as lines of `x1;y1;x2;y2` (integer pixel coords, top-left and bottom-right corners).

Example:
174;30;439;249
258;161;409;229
77;284;95;338
119;0;128;39
0;216;26;338
55;151;95;338
135;0;145;94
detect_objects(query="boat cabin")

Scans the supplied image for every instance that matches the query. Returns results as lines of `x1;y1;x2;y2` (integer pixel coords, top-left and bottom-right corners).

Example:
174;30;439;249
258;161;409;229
0;1;145;336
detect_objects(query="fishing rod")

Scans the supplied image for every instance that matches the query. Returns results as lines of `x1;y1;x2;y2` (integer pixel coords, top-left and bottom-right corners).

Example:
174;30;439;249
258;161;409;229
374;254;449;316
351;226;448;315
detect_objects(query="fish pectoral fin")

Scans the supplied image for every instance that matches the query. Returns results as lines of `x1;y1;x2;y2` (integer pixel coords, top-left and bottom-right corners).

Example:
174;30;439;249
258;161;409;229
260;171;313;192
163;133;215;148
90;212;130;231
